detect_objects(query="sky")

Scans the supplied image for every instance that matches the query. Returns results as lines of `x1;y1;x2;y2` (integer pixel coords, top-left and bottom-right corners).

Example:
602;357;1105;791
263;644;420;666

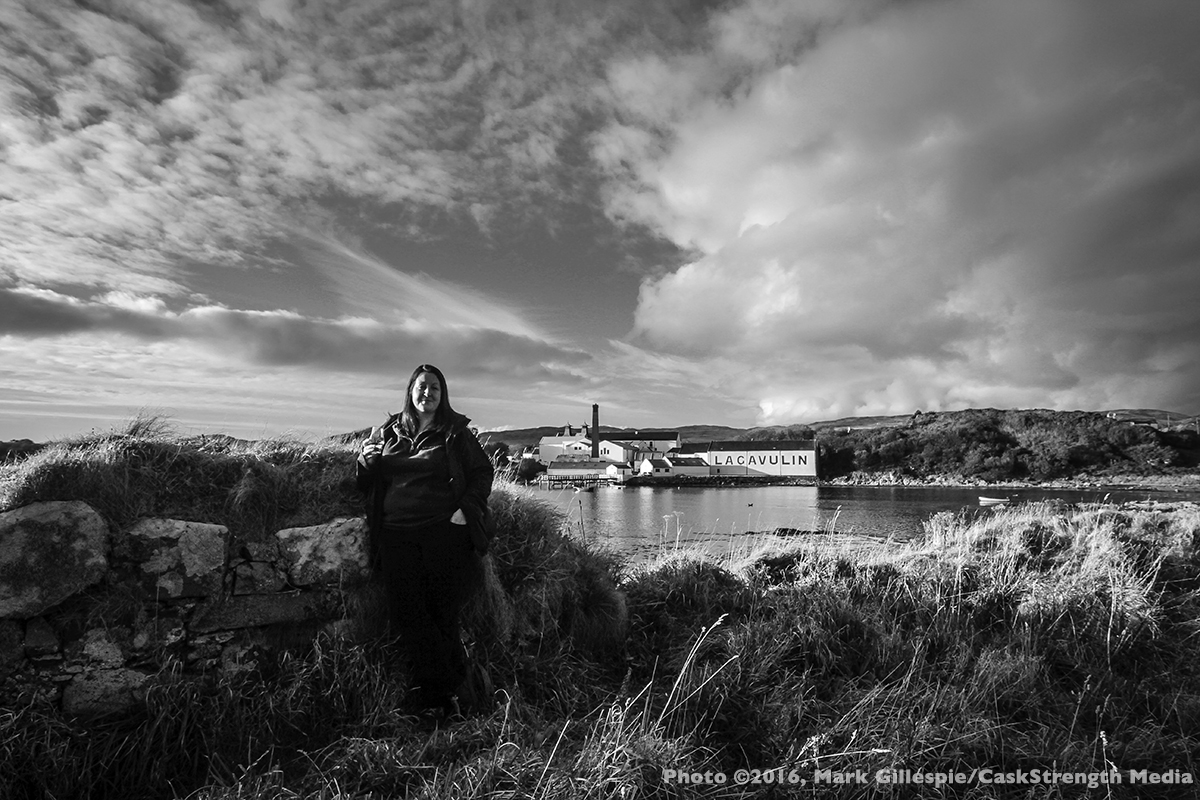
2;0;1199;442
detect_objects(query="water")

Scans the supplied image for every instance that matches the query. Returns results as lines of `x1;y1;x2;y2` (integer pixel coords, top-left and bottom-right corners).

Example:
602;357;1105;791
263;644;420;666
530;483;1200;564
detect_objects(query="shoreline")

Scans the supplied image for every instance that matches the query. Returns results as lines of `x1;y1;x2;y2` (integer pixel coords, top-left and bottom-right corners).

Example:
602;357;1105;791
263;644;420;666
617;471;1200;492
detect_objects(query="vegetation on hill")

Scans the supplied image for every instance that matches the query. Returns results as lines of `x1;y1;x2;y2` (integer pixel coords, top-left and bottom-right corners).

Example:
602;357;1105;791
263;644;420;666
0;439;40;463
3;419;1200;797
735;424;818;442
0;423;361;540
802;409;1199;483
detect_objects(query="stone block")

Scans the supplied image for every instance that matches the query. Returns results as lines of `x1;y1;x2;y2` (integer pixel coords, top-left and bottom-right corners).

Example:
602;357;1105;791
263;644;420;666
80;629;125;668
239;541;279;561
0;501;109;618
276;517;370;587
0;620;21;673
190;592;335;633
187;634;228;663
131;613;186;652
24;616;59;658
125;519;229;599
62;668;148;717
232;560;285;595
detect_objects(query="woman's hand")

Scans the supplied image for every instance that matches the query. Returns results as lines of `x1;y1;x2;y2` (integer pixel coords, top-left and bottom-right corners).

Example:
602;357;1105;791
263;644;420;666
361;427;384;462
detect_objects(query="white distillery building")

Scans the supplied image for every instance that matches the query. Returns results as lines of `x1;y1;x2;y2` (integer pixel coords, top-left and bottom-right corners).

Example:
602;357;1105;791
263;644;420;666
537;423;594;464
697;440;818;477
638;457;673;477
539;429;682;466
596;440;640;463
606;462;635;481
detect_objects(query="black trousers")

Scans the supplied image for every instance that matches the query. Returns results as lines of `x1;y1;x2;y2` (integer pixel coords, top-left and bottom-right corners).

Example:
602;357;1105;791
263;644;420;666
378;520;483;708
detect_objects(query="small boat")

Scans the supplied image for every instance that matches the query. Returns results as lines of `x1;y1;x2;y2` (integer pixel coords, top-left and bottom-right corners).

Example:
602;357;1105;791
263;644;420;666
979;496;1011;507
572;484;595;493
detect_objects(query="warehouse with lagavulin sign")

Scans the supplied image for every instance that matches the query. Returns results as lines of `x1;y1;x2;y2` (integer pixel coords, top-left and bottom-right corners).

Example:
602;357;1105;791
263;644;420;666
688;440;818;477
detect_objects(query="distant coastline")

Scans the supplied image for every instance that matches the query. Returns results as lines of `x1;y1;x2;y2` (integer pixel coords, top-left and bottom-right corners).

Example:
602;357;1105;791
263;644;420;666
503;407;1200;491
609;471;1200;492
823;470;1200;493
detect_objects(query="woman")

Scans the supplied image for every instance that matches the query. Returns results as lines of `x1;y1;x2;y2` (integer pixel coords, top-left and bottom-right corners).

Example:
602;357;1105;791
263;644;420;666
357;364;495;716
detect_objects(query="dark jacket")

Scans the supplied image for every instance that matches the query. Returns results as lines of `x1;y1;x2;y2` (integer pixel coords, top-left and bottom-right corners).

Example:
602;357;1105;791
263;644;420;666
357;412;495;556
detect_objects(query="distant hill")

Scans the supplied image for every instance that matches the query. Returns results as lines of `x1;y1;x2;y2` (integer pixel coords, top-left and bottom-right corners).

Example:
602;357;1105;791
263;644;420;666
806;414;911;431
479;408;1199;450
731;408;1199;436
0;439;41;463
811;407;1200;481
476;424;747;451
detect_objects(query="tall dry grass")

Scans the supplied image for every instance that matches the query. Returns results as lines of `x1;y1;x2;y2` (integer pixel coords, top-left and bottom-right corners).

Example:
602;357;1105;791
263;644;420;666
616;501;1200;794
0;416;360;540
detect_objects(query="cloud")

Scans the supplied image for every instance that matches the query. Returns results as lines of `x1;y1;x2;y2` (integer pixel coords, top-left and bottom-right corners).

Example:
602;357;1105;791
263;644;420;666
5;0;1198;437
0;0;473;291
0;0;689;298
600;0;1200;420
0;286;169;336
296;235;544;339
0;285;590;380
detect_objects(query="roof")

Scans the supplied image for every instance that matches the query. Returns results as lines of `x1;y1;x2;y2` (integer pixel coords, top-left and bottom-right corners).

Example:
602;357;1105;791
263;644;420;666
643;458;671;468
666;455;708;467
704;440;817;452
539;435;590;446
547;458;610;471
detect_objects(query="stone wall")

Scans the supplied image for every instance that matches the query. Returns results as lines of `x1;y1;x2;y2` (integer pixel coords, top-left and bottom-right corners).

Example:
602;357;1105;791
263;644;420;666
0;500;373;717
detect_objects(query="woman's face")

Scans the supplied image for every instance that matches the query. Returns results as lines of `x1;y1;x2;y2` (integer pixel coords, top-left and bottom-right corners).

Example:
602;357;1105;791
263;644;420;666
411;372;443;416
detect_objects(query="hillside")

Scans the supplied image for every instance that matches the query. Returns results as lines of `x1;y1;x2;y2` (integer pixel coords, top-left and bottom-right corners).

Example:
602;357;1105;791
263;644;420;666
744;408;1199;435
812;407;1200;482
0;439;39;463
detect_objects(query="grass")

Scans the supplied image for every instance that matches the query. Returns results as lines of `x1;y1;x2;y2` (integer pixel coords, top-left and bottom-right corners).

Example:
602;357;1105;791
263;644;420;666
3;420;1200;797
0;418;361;542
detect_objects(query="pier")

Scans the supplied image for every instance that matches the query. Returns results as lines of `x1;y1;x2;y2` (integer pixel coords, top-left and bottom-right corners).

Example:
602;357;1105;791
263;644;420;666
536;474;614;489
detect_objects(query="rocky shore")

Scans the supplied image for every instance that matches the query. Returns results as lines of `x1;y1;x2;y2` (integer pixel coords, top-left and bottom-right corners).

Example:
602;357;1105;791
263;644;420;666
825;469;1200;492
619;470;1200;492
620;474;818;488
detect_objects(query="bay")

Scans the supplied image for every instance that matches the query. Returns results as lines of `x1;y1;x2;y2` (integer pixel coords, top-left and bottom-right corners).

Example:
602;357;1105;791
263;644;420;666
529;483;1200;564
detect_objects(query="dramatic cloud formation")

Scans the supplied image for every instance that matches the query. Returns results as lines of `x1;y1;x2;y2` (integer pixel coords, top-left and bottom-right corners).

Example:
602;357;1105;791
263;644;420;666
608;0;1200;421
1;0;1197;439
0;0;686;291
0;0;633;436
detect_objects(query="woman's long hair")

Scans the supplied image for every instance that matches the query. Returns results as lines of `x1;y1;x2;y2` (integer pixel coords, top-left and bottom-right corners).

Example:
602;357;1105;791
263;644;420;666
398;363;458;436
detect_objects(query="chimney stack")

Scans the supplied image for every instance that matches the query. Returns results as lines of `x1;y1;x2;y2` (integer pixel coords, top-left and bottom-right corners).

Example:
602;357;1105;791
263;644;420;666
592;403;600;459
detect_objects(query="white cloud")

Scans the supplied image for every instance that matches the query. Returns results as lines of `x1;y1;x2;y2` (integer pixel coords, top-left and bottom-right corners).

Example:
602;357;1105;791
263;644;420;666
297;235;544;340
0;0;631;298
602;0;1200;421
